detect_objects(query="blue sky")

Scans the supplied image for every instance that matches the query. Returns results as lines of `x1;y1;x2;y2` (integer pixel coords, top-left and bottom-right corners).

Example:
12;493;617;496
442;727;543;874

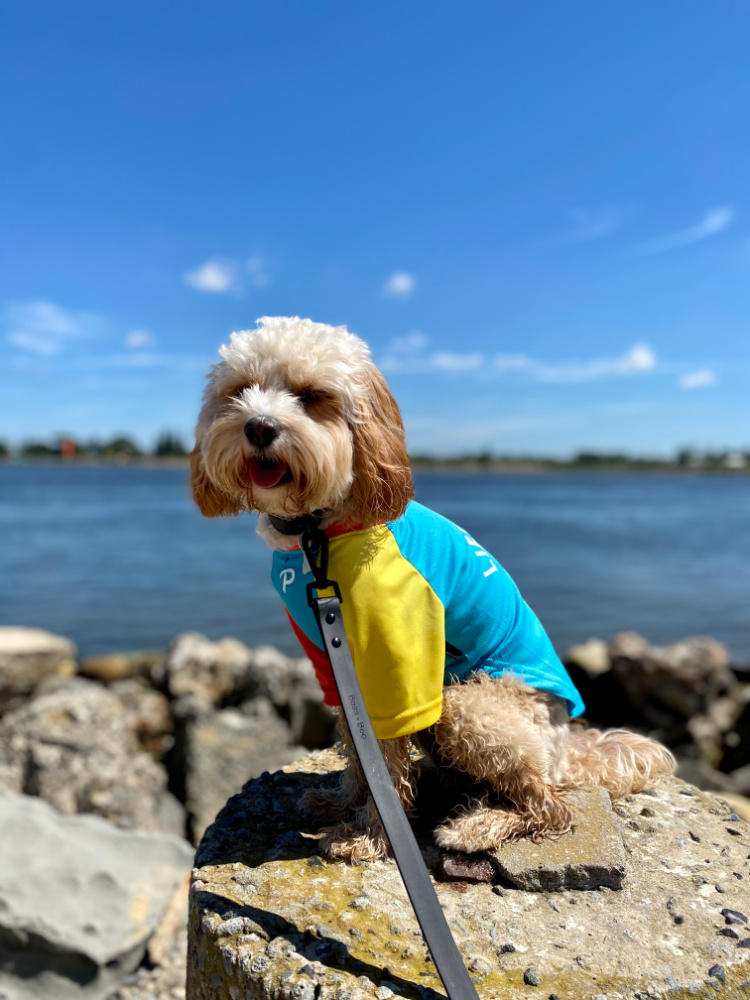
1;1;748;456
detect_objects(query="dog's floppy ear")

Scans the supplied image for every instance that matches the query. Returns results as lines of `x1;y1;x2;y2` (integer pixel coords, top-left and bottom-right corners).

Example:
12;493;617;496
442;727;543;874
190;446;241;517
349;364;414;527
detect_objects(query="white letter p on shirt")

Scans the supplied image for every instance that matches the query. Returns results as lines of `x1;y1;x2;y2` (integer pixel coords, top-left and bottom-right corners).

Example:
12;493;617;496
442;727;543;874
280;568;296;593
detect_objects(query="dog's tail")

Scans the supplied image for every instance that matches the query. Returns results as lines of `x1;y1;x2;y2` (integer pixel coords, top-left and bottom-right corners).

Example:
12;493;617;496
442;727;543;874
562;726;676;799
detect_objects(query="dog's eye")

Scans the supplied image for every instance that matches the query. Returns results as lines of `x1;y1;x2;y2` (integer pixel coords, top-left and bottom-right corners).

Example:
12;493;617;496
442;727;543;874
296;389;320;405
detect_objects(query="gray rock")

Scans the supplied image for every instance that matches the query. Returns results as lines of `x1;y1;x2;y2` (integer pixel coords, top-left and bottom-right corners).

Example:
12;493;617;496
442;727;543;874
609;632;732;721
79;650;166;684
486;786;626;891
0;626;76;713
165;632;253;705
523;966;541;986
186;751;750;999
181;699;308;842
676;757;740;794
565;638;610;676
723;699;750;775
0;786;193;1000
728;762;750;796
467;956;492;976
0;678;183;835
708;964;726;984
243;645;336;747
165;633;335;746
110;678;173;757
717;925;742;939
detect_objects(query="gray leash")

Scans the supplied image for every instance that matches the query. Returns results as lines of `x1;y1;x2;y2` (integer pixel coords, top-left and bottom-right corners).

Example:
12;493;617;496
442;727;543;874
300;523;480;1000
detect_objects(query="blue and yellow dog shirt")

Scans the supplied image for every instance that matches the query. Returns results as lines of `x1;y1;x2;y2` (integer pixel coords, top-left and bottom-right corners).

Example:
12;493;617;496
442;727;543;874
272;501;585;739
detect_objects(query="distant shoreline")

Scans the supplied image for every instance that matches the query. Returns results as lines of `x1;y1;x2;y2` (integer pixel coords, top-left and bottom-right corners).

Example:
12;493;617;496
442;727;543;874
2;456;749;475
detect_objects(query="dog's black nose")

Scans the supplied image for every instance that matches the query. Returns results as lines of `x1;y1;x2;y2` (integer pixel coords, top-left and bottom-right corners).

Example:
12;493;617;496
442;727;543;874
244;416;281;449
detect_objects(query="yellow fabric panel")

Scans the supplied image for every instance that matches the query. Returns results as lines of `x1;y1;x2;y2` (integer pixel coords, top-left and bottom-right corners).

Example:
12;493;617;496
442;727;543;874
329;526;446;739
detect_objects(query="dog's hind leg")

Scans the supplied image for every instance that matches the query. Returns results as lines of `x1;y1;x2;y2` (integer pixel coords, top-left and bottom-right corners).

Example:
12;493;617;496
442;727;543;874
432;673;573;851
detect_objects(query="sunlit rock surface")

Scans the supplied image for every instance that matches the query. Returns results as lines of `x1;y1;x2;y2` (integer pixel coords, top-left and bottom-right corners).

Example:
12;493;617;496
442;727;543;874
187;749;750;999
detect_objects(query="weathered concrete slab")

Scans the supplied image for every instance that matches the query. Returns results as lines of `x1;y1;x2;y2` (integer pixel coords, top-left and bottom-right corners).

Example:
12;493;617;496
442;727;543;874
187;749;750;999
486;785;626;891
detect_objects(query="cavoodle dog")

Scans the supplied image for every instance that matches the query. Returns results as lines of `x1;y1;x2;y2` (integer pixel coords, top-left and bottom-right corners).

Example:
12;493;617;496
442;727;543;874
191;316;675;861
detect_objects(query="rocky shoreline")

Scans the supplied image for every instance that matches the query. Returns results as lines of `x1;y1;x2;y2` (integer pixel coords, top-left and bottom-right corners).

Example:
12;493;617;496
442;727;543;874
2;625;750;998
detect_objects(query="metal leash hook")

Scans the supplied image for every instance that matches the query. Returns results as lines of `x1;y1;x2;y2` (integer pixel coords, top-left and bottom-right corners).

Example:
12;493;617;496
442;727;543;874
300;524;480;1000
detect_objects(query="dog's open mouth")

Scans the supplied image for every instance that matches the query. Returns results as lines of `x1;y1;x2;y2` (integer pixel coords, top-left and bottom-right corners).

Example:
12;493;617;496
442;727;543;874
247;458;293;489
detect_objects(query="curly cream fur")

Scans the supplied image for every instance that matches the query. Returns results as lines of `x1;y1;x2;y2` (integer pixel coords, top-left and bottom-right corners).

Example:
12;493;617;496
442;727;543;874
429;673;674;852
193;317;676;861
191;316;412;525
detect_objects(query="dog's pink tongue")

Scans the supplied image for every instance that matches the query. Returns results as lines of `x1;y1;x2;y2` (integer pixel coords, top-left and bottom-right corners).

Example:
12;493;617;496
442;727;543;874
248;458;288;489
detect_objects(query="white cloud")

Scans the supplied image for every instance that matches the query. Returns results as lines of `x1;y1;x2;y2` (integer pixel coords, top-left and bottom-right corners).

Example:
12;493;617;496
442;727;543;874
406;414;550;449
679;369;718;390
616;343;657;372
637;206;735;255
380;333;484;374
125;329;155;349
380;332;658;384
383;271;416;299
246;256;270;288
68;352;211;372
183;259;238;293
551;207;624;244
493;354;534;372
430;351;484;372
5;300;104;354
388;330;428;354
183;256;270;294
7;331;60;355
531;343;658;382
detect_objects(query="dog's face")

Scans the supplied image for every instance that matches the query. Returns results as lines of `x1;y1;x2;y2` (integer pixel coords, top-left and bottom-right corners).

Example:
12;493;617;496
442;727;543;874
191;317;413;530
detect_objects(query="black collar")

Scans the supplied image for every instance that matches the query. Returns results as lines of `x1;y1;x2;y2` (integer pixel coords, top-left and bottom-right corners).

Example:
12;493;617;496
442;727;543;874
267;510;324;536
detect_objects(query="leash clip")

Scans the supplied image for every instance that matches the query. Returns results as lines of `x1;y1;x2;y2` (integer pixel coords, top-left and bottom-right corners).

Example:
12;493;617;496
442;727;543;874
300;520;343;608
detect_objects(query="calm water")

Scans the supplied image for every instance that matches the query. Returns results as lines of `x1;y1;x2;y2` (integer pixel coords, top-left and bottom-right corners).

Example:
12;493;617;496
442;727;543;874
1;465;748;661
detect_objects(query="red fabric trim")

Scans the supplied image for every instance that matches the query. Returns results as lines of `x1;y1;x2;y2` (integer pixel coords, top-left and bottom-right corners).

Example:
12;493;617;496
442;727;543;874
282;519;366;551
286;612;341;707
325;519;364;539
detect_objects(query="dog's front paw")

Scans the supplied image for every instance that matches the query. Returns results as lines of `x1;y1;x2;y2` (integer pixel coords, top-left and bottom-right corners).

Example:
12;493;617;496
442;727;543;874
435;816;494;853
435;798;574;852
434;802;524;853
318;823;391;862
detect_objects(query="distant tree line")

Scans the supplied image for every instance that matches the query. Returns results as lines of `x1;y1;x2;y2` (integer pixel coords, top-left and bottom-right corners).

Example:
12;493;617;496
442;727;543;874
0;432;188;460
1;438;748;470
410;447;750;471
